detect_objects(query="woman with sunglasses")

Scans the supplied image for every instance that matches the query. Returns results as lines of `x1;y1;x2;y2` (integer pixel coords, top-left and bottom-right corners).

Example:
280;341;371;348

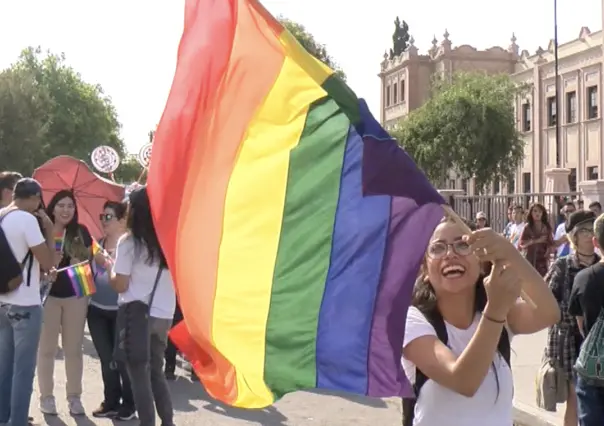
87;201;136;420
401;216;560;426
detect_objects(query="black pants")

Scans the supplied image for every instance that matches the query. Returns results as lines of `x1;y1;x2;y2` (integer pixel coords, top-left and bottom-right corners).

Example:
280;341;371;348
87;305;135;409
164;303;183;372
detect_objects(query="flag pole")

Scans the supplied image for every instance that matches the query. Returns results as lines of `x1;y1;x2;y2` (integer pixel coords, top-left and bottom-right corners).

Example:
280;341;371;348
442;205;536;308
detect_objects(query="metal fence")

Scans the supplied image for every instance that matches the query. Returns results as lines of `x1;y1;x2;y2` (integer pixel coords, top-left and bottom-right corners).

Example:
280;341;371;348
446;192;583;232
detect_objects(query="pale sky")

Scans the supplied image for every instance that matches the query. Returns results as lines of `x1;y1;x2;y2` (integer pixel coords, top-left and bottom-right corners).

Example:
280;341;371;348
0;0;601;154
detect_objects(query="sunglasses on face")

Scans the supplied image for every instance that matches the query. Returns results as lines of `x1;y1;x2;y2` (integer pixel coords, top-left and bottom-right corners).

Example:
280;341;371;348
427;240;472;259
575;228;594;237
99;213;115;222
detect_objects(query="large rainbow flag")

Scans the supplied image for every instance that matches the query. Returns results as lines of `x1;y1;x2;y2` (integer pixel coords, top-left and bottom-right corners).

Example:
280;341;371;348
147;0;445;409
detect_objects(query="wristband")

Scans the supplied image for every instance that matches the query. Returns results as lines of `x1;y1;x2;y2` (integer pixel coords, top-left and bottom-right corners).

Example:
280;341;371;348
483;314;506;324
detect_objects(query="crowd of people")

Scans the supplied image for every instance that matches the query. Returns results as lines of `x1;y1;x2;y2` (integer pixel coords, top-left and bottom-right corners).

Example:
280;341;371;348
2;166;604;426
0;171;186;426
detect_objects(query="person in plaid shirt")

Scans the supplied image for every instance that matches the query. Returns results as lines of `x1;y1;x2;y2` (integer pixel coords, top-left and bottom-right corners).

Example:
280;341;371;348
545;210;599;426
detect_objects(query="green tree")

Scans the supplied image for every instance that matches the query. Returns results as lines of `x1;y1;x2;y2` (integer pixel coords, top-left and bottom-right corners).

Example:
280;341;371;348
279;17;346;81
0;47;124;174
389;17;410;59
114;155;145;184
391;72;526;192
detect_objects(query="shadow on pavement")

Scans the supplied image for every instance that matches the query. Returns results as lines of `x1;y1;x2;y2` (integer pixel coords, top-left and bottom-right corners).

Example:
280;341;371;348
173;378;289;425
305;389;389;409
42;414;98;426
82;335;99;360
202;402;288;425
169;376;211;412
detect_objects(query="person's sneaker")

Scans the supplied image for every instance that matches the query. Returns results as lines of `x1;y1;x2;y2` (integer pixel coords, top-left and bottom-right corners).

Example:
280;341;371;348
91;402;118;418
115;407;136;421
164;367;176;381
39;396;58;415
67;397;85;415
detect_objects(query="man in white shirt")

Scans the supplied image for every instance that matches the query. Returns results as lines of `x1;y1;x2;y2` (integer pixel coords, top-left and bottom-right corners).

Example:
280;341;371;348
507;205;525;249
554;202;576;258
0;172;22;209
0;178;55;426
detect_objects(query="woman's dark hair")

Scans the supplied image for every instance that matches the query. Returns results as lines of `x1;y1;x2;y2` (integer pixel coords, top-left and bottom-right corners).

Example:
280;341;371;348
526;203;552;232
412;217;510;400
126;186;167;268
103;200;127;220
46;190;80;241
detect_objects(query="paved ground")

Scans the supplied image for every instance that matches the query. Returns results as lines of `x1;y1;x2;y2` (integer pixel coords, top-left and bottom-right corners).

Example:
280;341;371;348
29;328;565;425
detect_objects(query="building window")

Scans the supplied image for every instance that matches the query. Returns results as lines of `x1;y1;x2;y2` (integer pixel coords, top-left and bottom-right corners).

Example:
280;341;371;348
448;179;456;189
587;86;598;119
569;168;577;192
461;179;468;194
385;85;391;107
401;80;405;101
393;82;398;104
522;102;531;131
522;172;531;193
547;96;557;127
566;91;577;123
587;166;599;180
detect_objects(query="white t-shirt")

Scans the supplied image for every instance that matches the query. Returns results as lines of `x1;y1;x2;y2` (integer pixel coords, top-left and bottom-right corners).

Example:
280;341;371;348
554;222;573;256
508;222;525;249
0;209;45;306
113;235;175;319
402;306;514;426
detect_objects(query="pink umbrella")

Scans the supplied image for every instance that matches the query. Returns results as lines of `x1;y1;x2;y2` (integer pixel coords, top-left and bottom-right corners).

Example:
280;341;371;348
33;156;125;239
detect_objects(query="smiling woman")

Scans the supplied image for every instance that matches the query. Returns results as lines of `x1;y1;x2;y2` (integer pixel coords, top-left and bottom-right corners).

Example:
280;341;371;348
37;190;92;416
401;216;560;426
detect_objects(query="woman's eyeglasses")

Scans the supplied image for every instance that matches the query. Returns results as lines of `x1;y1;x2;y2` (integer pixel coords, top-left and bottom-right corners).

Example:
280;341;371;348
427;240;472;259
575;227;594;237
99;213;115;222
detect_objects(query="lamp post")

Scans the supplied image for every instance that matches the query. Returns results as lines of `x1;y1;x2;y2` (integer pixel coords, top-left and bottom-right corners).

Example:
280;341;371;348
554;0;561;166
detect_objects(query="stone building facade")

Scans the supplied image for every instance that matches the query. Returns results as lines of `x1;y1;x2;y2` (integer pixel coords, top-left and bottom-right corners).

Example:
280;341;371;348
379;28;603;195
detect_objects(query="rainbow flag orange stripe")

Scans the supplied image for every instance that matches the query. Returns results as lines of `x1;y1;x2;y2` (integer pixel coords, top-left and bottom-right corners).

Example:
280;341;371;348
91;239;102;256
66;263;96;297
54;234;64;252
147;0;444;410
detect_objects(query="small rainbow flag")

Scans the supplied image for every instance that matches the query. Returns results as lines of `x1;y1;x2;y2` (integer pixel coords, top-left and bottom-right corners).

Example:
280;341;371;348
91;239;103;256
66;262;96;297
147;0;444;410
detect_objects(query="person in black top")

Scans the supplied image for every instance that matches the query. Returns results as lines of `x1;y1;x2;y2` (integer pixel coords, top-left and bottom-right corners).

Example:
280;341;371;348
568;212;604;425
36;190;102;416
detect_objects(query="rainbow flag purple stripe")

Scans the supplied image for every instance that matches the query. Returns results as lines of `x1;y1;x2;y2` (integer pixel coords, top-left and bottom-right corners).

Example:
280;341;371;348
66;263;96;297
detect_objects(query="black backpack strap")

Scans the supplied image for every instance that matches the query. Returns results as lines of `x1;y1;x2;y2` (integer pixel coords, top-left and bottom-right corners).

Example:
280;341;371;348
1;209;34;286
402;309;449;426
414;310;448;394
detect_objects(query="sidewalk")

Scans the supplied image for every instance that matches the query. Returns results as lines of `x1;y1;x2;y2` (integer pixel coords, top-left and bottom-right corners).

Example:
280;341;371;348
28;327;563;425
512;330;564;426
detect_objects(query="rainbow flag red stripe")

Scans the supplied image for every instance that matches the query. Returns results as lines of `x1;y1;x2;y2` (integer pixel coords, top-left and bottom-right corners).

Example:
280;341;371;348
66;263;96;297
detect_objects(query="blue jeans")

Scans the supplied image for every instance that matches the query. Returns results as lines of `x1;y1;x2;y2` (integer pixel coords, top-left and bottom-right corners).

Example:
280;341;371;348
0;304;43;426
576;375;604;426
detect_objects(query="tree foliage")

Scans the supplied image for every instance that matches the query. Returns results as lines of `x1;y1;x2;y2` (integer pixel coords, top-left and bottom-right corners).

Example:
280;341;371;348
0;47;124;174
389;17;410;59
391;72;526;192
279;17;346;81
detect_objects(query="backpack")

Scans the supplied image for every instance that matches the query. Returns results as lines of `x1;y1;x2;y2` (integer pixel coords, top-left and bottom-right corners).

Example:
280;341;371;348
401;308;511;426
574;268;604;386
0;209;34;294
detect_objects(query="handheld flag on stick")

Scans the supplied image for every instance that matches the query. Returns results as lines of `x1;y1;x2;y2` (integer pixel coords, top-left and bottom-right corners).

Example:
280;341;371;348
66;262;96;297
147;0;445;409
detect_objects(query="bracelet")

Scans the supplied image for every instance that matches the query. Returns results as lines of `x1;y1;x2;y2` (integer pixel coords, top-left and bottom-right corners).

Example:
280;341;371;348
483;314;506;324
